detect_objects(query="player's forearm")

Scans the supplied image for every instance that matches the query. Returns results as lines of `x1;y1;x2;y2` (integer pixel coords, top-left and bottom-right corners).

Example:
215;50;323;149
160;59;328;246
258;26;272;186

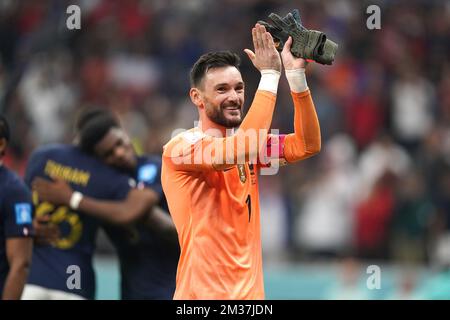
78;197;127;224
78;190;158;225
216;71;279;166
283;70;321;162
2;263;30;299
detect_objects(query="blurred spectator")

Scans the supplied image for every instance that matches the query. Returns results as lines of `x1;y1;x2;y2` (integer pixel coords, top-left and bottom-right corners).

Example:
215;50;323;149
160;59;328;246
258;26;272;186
430;170;450;274
19;50;77;145
391;63;435;153
260;175;290;262
354;171;396;261
358;134;411;200
294;135;358;258
389;170;436;264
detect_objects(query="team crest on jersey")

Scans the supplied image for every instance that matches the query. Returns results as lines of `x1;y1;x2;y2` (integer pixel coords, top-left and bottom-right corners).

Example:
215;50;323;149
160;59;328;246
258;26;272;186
237;164;247;183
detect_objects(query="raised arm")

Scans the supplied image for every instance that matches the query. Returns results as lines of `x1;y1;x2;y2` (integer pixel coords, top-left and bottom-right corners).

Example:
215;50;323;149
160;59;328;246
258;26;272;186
279;36;321;163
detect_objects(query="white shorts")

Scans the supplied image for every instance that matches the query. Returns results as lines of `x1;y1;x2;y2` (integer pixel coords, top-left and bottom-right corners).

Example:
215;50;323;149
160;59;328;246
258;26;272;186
21;284;86;300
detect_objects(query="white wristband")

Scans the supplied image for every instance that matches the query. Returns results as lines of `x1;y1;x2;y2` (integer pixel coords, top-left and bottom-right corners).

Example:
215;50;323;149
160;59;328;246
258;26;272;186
285;68;308;93
69;191;83;210
258;69;281;95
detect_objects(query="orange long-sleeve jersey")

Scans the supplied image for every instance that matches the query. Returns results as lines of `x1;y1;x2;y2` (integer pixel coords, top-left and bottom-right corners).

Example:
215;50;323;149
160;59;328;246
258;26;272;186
161;89;320;299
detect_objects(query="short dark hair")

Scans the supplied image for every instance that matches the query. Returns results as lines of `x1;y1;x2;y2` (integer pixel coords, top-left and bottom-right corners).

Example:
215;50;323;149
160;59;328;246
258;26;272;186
190;51;241;87
0;115;10;142
75;108;119;153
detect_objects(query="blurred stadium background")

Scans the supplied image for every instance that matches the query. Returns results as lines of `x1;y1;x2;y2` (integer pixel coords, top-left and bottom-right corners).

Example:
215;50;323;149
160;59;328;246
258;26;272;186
1;0;450;299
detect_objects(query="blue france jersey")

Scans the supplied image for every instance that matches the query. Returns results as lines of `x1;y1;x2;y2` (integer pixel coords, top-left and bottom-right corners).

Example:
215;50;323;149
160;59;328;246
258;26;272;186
103;155;179;299
24;144;134;299
0;165;34;295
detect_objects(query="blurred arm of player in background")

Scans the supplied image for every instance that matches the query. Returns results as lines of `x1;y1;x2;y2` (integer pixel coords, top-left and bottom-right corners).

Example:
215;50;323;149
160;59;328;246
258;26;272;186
32;178;158;225
32;178;176;242
33;178;176;236
3;238;32;300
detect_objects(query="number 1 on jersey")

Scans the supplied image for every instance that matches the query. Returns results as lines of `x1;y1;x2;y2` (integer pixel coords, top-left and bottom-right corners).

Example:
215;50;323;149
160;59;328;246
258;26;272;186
246;195;251;222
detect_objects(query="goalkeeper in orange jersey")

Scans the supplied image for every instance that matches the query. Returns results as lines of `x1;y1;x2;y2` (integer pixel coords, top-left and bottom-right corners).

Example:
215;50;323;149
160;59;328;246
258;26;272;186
161;23;321;299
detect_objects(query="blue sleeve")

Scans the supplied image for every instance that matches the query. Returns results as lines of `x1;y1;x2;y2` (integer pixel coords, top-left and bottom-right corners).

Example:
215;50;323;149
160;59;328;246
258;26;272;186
2;183;34;238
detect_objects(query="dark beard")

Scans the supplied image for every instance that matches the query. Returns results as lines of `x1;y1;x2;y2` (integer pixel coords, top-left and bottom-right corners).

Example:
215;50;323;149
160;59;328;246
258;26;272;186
206;104;243;128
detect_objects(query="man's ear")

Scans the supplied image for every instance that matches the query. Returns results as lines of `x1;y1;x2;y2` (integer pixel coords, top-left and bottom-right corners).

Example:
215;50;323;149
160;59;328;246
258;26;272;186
0;138;7;157
189;88;204;109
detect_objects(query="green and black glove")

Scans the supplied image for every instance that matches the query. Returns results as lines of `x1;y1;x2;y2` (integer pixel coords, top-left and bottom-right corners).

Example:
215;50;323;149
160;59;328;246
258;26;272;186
259;9;338;65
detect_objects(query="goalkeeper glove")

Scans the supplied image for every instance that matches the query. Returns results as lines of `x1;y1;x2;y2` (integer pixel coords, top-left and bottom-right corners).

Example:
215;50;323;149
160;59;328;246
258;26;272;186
259;9;338;65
